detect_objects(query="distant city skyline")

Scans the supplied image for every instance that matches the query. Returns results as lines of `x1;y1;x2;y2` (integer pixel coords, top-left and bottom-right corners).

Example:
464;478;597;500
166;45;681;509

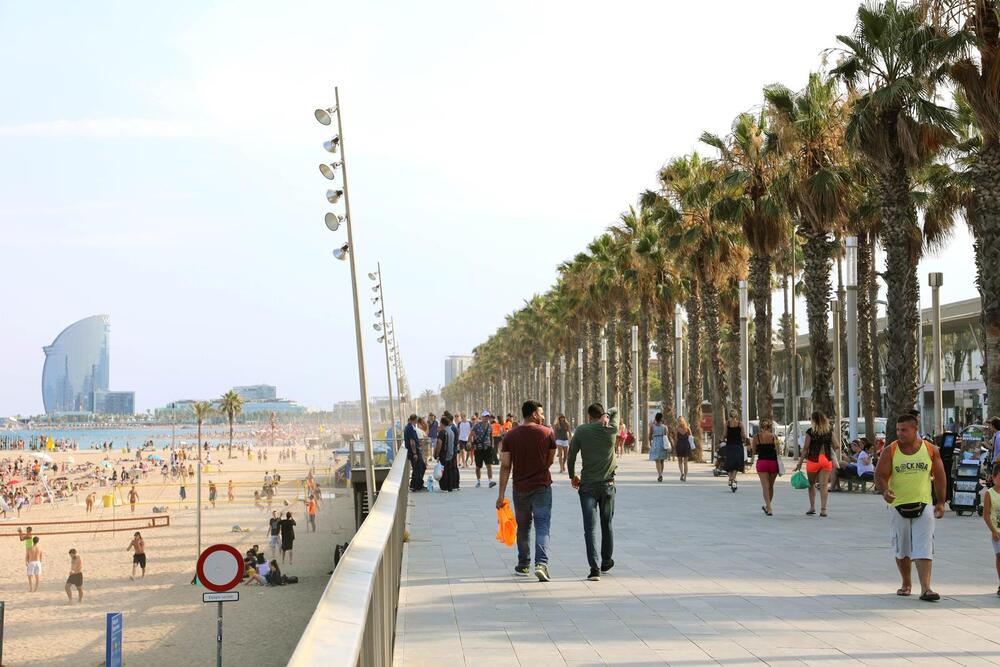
0;1;980;417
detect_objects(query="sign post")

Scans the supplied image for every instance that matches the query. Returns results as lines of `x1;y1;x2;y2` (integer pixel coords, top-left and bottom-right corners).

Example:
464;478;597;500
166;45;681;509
197;544;243;667
105;612;123;667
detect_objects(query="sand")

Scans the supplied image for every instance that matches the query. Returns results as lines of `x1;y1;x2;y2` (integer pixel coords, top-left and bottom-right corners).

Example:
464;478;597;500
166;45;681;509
0;446;355;666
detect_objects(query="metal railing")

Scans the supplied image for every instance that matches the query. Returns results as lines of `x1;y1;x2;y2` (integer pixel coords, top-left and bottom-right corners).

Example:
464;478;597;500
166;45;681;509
287;448;410;667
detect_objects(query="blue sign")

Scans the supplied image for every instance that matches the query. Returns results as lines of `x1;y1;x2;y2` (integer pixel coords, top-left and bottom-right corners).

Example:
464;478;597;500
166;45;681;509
106;612;123;667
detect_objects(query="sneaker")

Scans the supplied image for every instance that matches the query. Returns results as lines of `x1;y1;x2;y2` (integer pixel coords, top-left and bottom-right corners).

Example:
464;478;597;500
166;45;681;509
535;564;550;582
600;559;615;573
514;566;531;577
488;481;497;488
476;481;481;488
587;568;601;581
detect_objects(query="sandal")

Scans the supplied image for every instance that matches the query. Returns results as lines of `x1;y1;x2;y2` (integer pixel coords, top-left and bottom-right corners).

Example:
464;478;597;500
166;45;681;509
820;509;828;517
806;509;816;516
896;588;911;597
996;586;1000;597
919;591;940;602
761;506;772;516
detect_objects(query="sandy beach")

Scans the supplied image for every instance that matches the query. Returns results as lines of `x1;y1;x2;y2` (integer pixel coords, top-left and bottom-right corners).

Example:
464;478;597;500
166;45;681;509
0;446;354;666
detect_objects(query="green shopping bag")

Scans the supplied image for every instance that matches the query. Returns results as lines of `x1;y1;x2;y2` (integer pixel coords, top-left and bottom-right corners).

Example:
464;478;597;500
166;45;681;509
790;470;809;489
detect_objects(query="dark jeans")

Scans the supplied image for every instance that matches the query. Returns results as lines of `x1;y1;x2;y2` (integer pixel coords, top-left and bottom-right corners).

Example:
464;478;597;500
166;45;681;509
409;454;426;491
512;486;552;567
578;481;615;570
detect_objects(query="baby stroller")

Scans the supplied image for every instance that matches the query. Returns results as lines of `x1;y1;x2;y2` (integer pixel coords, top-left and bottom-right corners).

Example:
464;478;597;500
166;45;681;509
713;442;728;477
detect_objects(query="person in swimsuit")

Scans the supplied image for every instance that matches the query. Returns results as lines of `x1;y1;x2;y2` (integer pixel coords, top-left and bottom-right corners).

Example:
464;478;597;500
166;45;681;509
751;419;779;515
65;548;83;603
723;411;747;492
674;417;693;481
128;486;139;513
25;536;42;592
794;410;834;517
127;531;146;580
227;480;235;503
85;492;96;513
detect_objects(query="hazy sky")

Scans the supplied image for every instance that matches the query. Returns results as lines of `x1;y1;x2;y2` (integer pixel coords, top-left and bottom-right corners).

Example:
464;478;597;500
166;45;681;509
0;1;979;416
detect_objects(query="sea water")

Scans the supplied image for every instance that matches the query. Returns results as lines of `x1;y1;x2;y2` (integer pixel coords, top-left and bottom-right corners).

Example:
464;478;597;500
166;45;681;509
0;425;259;450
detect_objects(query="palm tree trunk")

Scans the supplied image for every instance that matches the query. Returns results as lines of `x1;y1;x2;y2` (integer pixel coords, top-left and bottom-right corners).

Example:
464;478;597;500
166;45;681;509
726;307;741;419
857;230;877;442
609;313;621;412
869;253;883;416
837;255;849;417
685;281;704;460
782;274;793;423
751;253;774;422
639;301;651;436
589;320;601;402
879;153;921;443
228;416;234;459
701;277;729;444
656;299;675;431
802;230;834;416
971;142;1000;421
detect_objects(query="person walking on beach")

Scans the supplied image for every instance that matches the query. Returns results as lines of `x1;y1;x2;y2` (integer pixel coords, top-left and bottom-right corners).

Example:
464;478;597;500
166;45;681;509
675;417;693;481
554;415;572;474
648;413;670;482
279;511;296;564
472;411;496;489
227;480;235;503
405;414;426;492
266;510;281;558
65;548;83;603
875;413;946;601
25;536;41;592
751;419;780;516
496;400;557;582
127;532;146;580
128;486;139;513
794;411;834;517
178;482;187;508
723;411;747;492
568;403;619;581
209;481;217;509
307;495;318;532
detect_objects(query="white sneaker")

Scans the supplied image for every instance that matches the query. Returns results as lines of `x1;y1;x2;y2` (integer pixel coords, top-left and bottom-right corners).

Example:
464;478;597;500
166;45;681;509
475;481;481;488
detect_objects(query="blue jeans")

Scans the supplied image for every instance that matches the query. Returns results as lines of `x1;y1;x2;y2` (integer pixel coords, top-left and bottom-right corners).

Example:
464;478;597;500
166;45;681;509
512;486;552;567
579;481;615;570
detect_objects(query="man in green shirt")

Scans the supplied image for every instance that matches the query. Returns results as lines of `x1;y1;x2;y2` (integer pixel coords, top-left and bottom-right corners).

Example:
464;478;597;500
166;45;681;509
568;403;618;581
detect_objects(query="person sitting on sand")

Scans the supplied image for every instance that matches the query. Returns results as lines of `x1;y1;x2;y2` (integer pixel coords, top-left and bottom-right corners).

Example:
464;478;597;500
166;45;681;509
265;560;284;586
243;562;265;586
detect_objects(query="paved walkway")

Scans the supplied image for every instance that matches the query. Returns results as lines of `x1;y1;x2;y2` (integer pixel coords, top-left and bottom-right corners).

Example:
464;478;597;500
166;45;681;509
394;453;1000;666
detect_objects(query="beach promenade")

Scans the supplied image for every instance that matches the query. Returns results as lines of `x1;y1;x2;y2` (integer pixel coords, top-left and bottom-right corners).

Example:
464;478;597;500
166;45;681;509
394;455;1000;666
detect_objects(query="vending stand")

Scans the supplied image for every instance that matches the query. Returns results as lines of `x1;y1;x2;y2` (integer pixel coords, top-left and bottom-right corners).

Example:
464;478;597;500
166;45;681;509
952;456;983;516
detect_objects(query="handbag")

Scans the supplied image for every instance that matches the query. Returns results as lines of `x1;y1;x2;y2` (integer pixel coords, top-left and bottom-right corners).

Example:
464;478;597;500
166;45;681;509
777;456;786;476
790;470;809;489
432;463;444;481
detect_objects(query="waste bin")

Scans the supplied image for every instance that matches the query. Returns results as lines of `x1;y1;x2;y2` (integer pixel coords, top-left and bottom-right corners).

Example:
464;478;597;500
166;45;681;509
102;494;114;508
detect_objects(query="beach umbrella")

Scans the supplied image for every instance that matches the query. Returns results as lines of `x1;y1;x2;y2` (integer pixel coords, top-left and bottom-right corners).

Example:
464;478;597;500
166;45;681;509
30;452;53;463
100;461;114;469
7;479;20;486
66;456;75;464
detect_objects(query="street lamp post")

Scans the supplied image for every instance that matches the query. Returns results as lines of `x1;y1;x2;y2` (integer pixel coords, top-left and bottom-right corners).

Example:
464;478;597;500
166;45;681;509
316;87;376;509
632;324;640;451
372;263;398;452
600;328;608;409
846;237;859;442
831;300;843;449
739;280;749;430
930;273;944;436
577;347;585;426
674;305;683;422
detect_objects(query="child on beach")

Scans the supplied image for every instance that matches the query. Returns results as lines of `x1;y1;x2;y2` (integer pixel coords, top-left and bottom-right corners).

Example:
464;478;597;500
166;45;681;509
983;464;1000;596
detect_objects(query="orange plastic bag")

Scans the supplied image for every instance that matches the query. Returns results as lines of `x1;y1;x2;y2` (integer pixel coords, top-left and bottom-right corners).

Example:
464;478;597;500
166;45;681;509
496;498;517;547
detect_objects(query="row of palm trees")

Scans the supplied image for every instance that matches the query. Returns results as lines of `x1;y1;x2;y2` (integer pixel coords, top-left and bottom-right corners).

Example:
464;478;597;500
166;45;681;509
191;390;244;459
443;1;1000;446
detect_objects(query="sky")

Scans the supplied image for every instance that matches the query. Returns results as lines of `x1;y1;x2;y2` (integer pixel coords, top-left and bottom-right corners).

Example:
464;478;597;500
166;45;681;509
0;1;980;416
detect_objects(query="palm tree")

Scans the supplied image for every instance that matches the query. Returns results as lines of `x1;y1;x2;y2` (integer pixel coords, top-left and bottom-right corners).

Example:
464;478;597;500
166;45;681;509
702;111;786;422
831;0;967;437
191;400;214;565
219;390;244;459
766;73;853;417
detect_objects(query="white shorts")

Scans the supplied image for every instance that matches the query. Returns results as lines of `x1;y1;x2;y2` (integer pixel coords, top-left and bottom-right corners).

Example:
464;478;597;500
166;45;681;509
889;504;934;560
26;560;41;576
555;440;569;448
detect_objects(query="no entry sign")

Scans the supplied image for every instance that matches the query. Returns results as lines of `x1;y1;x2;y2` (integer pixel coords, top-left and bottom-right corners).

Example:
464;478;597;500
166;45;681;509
196;544;243;593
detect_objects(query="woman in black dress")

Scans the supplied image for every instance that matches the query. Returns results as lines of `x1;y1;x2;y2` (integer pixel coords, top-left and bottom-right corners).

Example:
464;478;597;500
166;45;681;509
723;411;747;492
675;417;693;482
278;511;296;564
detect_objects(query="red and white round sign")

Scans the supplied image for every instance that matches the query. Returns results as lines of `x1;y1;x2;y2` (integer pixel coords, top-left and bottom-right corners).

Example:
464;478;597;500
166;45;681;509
197;544;244;592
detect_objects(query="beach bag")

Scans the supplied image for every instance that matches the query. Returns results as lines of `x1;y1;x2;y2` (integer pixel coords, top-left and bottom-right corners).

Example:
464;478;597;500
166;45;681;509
777;457;786;476
433;463;444;481
284;575;298;584
791;470;809;489
495;499;517;547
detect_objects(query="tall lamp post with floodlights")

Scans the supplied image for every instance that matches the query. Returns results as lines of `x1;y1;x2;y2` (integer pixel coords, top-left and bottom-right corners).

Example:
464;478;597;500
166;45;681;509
315;88;376;509
370;264;399;451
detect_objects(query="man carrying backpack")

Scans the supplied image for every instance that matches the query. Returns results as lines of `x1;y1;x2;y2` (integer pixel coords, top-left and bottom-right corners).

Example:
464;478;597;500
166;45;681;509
875;413;946;602
472;411;497;489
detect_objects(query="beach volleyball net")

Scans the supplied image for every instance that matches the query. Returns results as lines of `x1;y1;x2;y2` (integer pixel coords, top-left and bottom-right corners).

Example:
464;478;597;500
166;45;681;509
0;514;170;537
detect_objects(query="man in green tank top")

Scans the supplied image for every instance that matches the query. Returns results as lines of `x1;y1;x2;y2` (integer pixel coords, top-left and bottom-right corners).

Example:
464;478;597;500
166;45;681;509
875;413;946;601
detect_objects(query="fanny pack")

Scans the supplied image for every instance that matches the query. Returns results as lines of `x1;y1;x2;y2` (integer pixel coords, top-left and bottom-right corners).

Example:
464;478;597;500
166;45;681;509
895;502;927;519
